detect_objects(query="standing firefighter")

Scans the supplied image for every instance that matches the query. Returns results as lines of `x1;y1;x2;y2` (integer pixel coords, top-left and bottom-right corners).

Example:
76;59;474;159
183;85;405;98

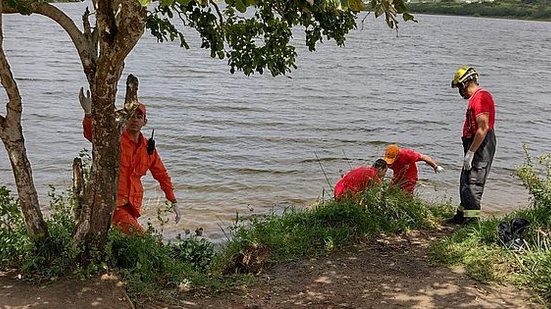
80;88;181;234
447;65;496;225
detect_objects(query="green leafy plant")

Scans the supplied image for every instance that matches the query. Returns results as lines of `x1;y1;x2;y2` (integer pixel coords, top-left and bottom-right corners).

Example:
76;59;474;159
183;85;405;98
0;186;29;268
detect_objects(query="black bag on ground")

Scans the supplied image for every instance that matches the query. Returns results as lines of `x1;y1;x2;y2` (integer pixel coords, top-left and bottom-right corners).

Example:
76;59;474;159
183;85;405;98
497;218;530;250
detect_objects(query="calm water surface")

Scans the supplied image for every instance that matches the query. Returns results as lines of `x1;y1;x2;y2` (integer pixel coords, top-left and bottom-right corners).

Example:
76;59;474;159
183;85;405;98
1;3;550;241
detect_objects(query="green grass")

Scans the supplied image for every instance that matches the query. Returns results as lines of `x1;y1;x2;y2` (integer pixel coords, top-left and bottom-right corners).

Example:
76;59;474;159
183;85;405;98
408;1;551;21
218;185;450;272
6;146;551;305
430;149;551;305
0;183;453;299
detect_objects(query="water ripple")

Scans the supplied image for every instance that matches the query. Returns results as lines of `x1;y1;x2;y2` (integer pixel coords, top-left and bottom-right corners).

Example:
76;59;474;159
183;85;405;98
1;8;550;241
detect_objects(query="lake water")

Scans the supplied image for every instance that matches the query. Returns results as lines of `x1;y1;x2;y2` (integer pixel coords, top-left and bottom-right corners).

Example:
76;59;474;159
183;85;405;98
1;3;550;241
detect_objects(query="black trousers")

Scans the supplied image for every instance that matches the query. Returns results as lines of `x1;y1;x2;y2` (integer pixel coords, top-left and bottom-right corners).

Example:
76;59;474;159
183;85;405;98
459;130;496;218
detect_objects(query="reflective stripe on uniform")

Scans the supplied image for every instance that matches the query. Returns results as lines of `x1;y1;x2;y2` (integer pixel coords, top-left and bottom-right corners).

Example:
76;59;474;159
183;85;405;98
464;209;480;218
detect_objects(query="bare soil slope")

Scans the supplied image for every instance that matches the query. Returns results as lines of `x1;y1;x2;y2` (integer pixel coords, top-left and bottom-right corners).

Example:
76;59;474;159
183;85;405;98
0;228;542;309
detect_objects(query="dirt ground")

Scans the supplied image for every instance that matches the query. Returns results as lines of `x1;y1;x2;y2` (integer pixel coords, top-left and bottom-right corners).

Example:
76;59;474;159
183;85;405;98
0;228;543;309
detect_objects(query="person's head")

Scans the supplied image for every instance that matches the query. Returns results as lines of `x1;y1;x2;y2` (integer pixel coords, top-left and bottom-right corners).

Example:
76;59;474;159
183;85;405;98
383;144;400;167
372;158;388;179
126;103;147;134
451;65;479;99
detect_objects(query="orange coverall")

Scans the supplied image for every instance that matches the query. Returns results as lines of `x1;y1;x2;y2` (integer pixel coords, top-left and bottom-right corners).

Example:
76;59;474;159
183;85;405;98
83;116;176;234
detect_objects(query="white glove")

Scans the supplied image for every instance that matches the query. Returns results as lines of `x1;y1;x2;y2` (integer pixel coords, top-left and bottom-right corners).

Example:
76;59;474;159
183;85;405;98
434;165;444;173
463;151;475;171
172;201;181;223
79;87;92;115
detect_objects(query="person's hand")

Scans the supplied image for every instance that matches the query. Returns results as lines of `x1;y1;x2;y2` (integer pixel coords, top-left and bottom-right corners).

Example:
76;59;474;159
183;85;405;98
172;201;181;224
463;151;475;171
434;165;444;173
79;87;92;115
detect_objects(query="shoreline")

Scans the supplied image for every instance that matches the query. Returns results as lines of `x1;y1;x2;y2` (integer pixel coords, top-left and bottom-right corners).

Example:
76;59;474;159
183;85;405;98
408;3;551;22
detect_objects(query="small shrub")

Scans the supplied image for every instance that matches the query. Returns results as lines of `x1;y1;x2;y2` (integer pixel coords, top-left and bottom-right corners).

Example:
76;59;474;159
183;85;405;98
0;186;29;268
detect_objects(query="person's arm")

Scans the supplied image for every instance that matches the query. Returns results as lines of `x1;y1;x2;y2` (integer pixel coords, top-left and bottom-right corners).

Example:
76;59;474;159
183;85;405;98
464;91;493;170
463;113;489;170
80;88;93;142
419;154;444;173
419;154;437;169
149;152;180;223
150;153;176;202
82;115;93;142
469;113;490;153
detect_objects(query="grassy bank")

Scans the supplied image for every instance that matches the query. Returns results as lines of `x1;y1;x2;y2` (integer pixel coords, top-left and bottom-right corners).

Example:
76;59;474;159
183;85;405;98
431;148;551;304
2;148;551;305
0;183;453;302
408;1;551;21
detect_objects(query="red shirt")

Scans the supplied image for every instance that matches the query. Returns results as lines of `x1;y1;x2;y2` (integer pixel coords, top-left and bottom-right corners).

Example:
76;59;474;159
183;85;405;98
463;88;495;138
334;167;380;198
389;148;421;186
83;116;176;217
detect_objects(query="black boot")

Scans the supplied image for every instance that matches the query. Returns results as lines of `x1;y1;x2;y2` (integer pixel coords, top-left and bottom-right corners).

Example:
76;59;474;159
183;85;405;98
445;211;464;225
462;217;480;225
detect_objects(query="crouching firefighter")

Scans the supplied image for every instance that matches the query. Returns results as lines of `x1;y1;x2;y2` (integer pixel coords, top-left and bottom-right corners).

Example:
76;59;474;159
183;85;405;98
447;65;496;225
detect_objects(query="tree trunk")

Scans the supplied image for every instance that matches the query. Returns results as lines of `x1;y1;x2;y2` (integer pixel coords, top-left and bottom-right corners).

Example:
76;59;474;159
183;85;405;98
72;158;85;221
73;79;120;251
0;5;48;240
1;134;49;239
73;73;141;250
2;0;146;255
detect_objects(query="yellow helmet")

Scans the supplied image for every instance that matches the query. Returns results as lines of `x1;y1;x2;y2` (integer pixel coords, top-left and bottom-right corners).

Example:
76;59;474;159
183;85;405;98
451;65;479;88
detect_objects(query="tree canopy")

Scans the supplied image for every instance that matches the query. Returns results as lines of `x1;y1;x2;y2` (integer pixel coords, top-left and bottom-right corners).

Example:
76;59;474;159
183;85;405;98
146;0;415;76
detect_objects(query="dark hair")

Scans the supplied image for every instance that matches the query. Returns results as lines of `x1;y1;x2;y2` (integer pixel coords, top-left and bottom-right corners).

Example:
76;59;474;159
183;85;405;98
372;159;387;169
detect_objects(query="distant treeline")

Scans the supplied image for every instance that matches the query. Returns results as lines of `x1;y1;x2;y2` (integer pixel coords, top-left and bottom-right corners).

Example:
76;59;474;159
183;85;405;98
408;0;551;21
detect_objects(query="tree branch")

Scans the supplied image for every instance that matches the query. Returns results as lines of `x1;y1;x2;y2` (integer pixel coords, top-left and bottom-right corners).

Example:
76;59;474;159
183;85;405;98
1;1;95;81
115;74;139;131
109;0;146;67
82;6;99;79
0;52;21;124
211;1;224;24
0;5;22;125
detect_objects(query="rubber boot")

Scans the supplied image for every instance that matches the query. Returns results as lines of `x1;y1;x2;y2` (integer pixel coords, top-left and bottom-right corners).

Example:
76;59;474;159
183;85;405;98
462;217;480;225
445;211;465;225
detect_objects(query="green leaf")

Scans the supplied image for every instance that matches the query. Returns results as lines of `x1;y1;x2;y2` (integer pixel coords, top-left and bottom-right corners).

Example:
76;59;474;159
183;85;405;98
176;0;192;6
374;6;384;17
160;0;174;7
138;0;152;7
348;0;366;11
327;0;342;10
403;12;417;22
235;0;247;13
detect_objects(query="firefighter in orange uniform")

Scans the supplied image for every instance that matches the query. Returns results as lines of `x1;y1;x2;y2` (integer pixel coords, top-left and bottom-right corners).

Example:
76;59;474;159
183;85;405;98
80;88;180;234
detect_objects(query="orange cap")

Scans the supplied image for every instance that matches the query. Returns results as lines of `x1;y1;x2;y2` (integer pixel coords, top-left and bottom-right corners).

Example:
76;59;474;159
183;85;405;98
136;103;146;118
384;144;400;165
